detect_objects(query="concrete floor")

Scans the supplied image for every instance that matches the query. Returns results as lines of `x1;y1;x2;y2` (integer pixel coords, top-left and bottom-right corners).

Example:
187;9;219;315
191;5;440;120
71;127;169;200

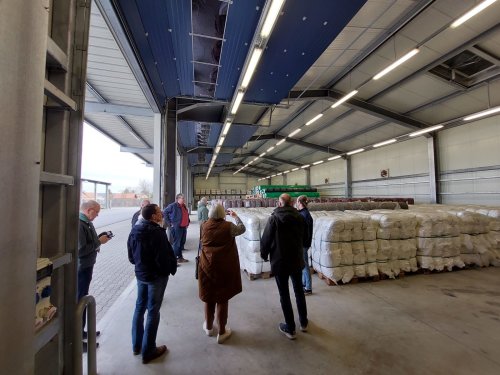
90;219;500;375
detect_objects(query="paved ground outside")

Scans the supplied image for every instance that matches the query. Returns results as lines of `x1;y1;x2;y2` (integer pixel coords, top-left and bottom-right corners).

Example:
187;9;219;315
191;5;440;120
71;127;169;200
90;207;199;322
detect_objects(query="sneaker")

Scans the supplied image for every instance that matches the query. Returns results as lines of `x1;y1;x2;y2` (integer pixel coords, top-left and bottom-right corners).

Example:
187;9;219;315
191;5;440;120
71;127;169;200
82;330;101;339
278;323;296;340
203;321;214;337
133;349;141;355
217;327;232;344
303;289;312;295
300;325;308;332
142;345;167;364
177;257;189;263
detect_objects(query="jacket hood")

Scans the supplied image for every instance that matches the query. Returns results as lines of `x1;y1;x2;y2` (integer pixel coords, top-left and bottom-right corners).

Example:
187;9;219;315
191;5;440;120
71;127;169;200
129;220;160;239
272;206;300;224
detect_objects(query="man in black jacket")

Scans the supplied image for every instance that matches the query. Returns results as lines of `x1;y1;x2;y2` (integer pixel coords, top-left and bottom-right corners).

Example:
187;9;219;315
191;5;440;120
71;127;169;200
131;199;151;227
128;204;177;364
296;195;314;295
261;194;308;340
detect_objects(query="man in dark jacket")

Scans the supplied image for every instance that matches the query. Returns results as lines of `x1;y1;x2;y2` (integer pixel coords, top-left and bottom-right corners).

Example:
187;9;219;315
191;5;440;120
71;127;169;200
131;199;150;227
128;203;177;364
261;193;308;340
78;200;111;348
296;195;314;294
163;193;190;262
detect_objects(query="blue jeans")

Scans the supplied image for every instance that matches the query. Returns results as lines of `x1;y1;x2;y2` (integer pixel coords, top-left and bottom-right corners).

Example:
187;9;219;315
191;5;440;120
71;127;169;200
275;271;308;332
77;266;94;331
302;247;312;291
132;276;168;357
171;226;187;259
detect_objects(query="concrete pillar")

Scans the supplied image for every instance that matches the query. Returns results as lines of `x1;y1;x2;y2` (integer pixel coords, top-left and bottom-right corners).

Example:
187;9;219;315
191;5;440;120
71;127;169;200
0;1;48;374
153;113;162;204
345;157;352;198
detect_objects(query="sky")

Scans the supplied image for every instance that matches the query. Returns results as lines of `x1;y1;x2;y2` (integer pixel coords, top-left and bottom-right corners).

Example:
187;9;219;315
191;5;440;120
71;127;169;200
81;123;153;193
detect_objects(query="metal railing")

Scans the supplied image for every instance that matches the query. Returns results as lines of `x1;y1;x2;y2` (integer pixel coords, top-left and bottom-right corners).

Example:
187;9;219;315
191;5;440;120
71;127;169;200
74;295;97;375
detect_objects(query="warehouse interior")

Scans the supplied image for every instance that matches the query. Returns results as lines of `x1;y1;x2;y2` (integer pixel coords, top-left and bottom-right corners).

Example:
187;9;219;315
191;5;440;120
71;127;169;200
1;0;500;374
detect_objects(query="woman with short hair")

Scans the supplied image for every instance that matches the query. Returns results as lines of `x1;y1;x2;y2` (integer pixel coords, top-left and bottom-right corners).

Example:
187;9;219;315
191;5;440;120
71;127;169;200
198;204;245;344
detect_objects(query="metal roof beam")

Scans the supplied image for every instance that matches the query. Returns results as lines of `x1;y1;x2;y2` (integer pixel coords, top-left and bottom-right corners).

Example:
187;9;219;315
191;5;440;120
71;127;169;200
120;146;153;154
236;152;302;167
85;102;154;117
248;133;342;154
288;89;427;130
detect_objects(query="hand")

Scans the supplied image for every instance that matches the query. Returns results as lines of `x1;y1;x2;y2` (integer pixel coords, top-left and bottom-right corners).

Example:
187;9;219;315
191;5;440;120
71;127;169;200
229;210;238;218
99;235;110;244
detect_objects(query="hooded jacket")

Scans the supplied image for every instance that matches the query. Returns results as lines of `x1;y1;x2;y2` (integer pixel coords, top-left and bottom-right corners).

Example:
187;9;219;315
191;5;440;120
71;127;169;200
299;207;313;248
260;206;306;275
128;220;177;282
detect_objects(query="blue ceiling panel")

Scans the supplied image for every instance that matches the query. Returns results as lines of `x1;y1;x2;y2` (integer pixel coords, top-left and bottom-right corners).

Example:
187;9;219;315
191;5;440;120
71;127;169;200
177;121;222;149
214;153;234;166
244;0;367;104
214;0;266;101
224;124;259;147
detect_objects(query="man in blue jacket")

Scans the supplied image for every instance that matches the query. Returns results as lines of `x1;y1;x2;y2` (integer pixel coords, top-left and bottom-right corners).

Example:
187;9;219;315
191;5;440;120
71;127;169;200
163;193;190;262
128;204;177;364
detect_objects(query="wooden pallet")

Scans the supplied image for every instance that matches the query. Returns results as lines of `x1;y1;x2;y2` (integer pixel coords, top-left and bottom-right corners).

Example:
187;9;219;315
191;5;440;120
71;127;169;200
316;270;406;285
244;270;273;281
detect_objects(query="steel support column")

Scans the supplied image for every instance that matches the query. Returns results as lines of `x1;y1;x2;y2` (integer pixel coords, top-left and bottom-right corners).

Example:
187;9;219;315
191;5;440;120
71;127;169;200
164;100;177;206
428;134;441;204
345;157;352;198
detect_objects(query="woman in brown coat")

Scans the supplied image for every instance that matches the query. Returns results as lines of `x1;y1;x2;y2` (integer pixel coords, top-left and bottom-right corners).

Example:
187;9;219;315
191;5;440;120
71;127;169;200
199;204;245;344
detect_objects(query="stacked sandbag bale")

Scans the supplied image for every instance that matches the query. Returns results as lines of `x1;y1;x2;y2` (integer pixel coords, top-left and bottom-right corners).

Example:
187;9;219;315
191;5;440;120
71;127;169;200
445;209;494;267
465;207;500;266
344;211;378;278
229;208;272;276
370;211;418;277
412;210;464;271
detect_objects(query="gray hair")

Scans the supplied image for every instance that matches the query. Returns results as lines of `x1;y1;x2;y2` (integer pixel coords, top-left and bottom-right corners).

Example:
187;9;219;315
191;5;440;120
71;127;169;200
80;200;100;210
200;197;208;204
176;193;184;200
208;204;226;220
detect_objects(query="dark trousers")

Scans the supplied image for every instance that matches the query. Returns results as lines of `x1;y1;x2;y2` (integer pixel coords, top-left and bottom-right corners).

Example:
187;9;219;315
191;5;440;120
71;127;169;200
205;301;229;334
275;270;308;332
132;276;168;358
77;266;94;331
171;226;187;259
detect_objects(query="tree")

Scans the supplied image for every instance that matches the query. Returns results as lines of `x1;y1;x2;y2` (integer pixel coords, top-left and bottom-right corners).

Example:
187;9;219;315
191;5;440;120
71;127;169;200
122;187;135;194
137;179;153;198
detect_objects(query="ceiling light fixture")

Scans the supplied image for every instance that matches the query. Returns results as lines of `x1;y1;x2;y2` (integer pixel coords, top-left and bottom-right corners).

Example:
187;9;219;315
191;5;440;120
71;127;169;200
288;128;301;137
253;157;259;161
313;160;324;165
284;170;290;173
373;49;419;80
276;138;286;146
218;136;225;146
373;138;397;148
331;90;358;108
260;0;285;38
267;146;275;152
291;167;299;171
277;172;283;176
222;121;232;135
231;91;244;115
328;155;342;161
241;48;263;89
305;113;323;126
260;152;266;157
215;146;221;154
463;106;500;121
346;148;365;155
451;0;498;28
301;164;310;169
409;125;443;137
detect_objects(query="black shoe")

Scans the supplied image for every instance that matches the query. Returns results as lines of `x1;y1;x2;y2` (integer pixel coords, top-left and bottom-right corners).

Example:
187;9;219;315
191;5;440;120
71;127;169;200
133;349;141;355
82;341;99;353
278;323;296;340
142;345;167;364
83;330;101;339
303;289;312;295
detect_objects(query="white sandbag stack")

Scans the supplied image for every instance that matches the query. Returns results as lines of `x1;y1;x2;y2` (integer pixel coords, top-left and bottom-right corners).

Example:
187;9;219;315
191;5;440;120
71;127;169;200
370;211;418;277
230;208;272;276
412;210;463;271
465;207;500;266
345;211;379;278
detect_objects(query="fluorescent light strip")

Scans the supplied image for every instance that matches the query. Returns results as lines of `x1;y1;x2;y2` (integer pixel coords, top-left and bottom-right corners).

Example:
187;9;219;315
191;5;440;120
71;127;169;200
267;146;275;152
276;138;286;146
347;148;364;156
409;125;443;137
271;174;276;178
331;90;358;109
218;136;225;146
301;164;310;169
328;155;342;161
241;48;263;89
451;0;497;28
288;128;301;137
305;113;323;126
253;157;259;161
373;49;419;80
277;172;283;176
291;167;299;171
215;146;221;154
260;0;285;38
313;160;324;165
222;122;232;136
231;91;244;115
260;152;266;157
464;106;500;121
284;170;290;174
373;138;397;148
